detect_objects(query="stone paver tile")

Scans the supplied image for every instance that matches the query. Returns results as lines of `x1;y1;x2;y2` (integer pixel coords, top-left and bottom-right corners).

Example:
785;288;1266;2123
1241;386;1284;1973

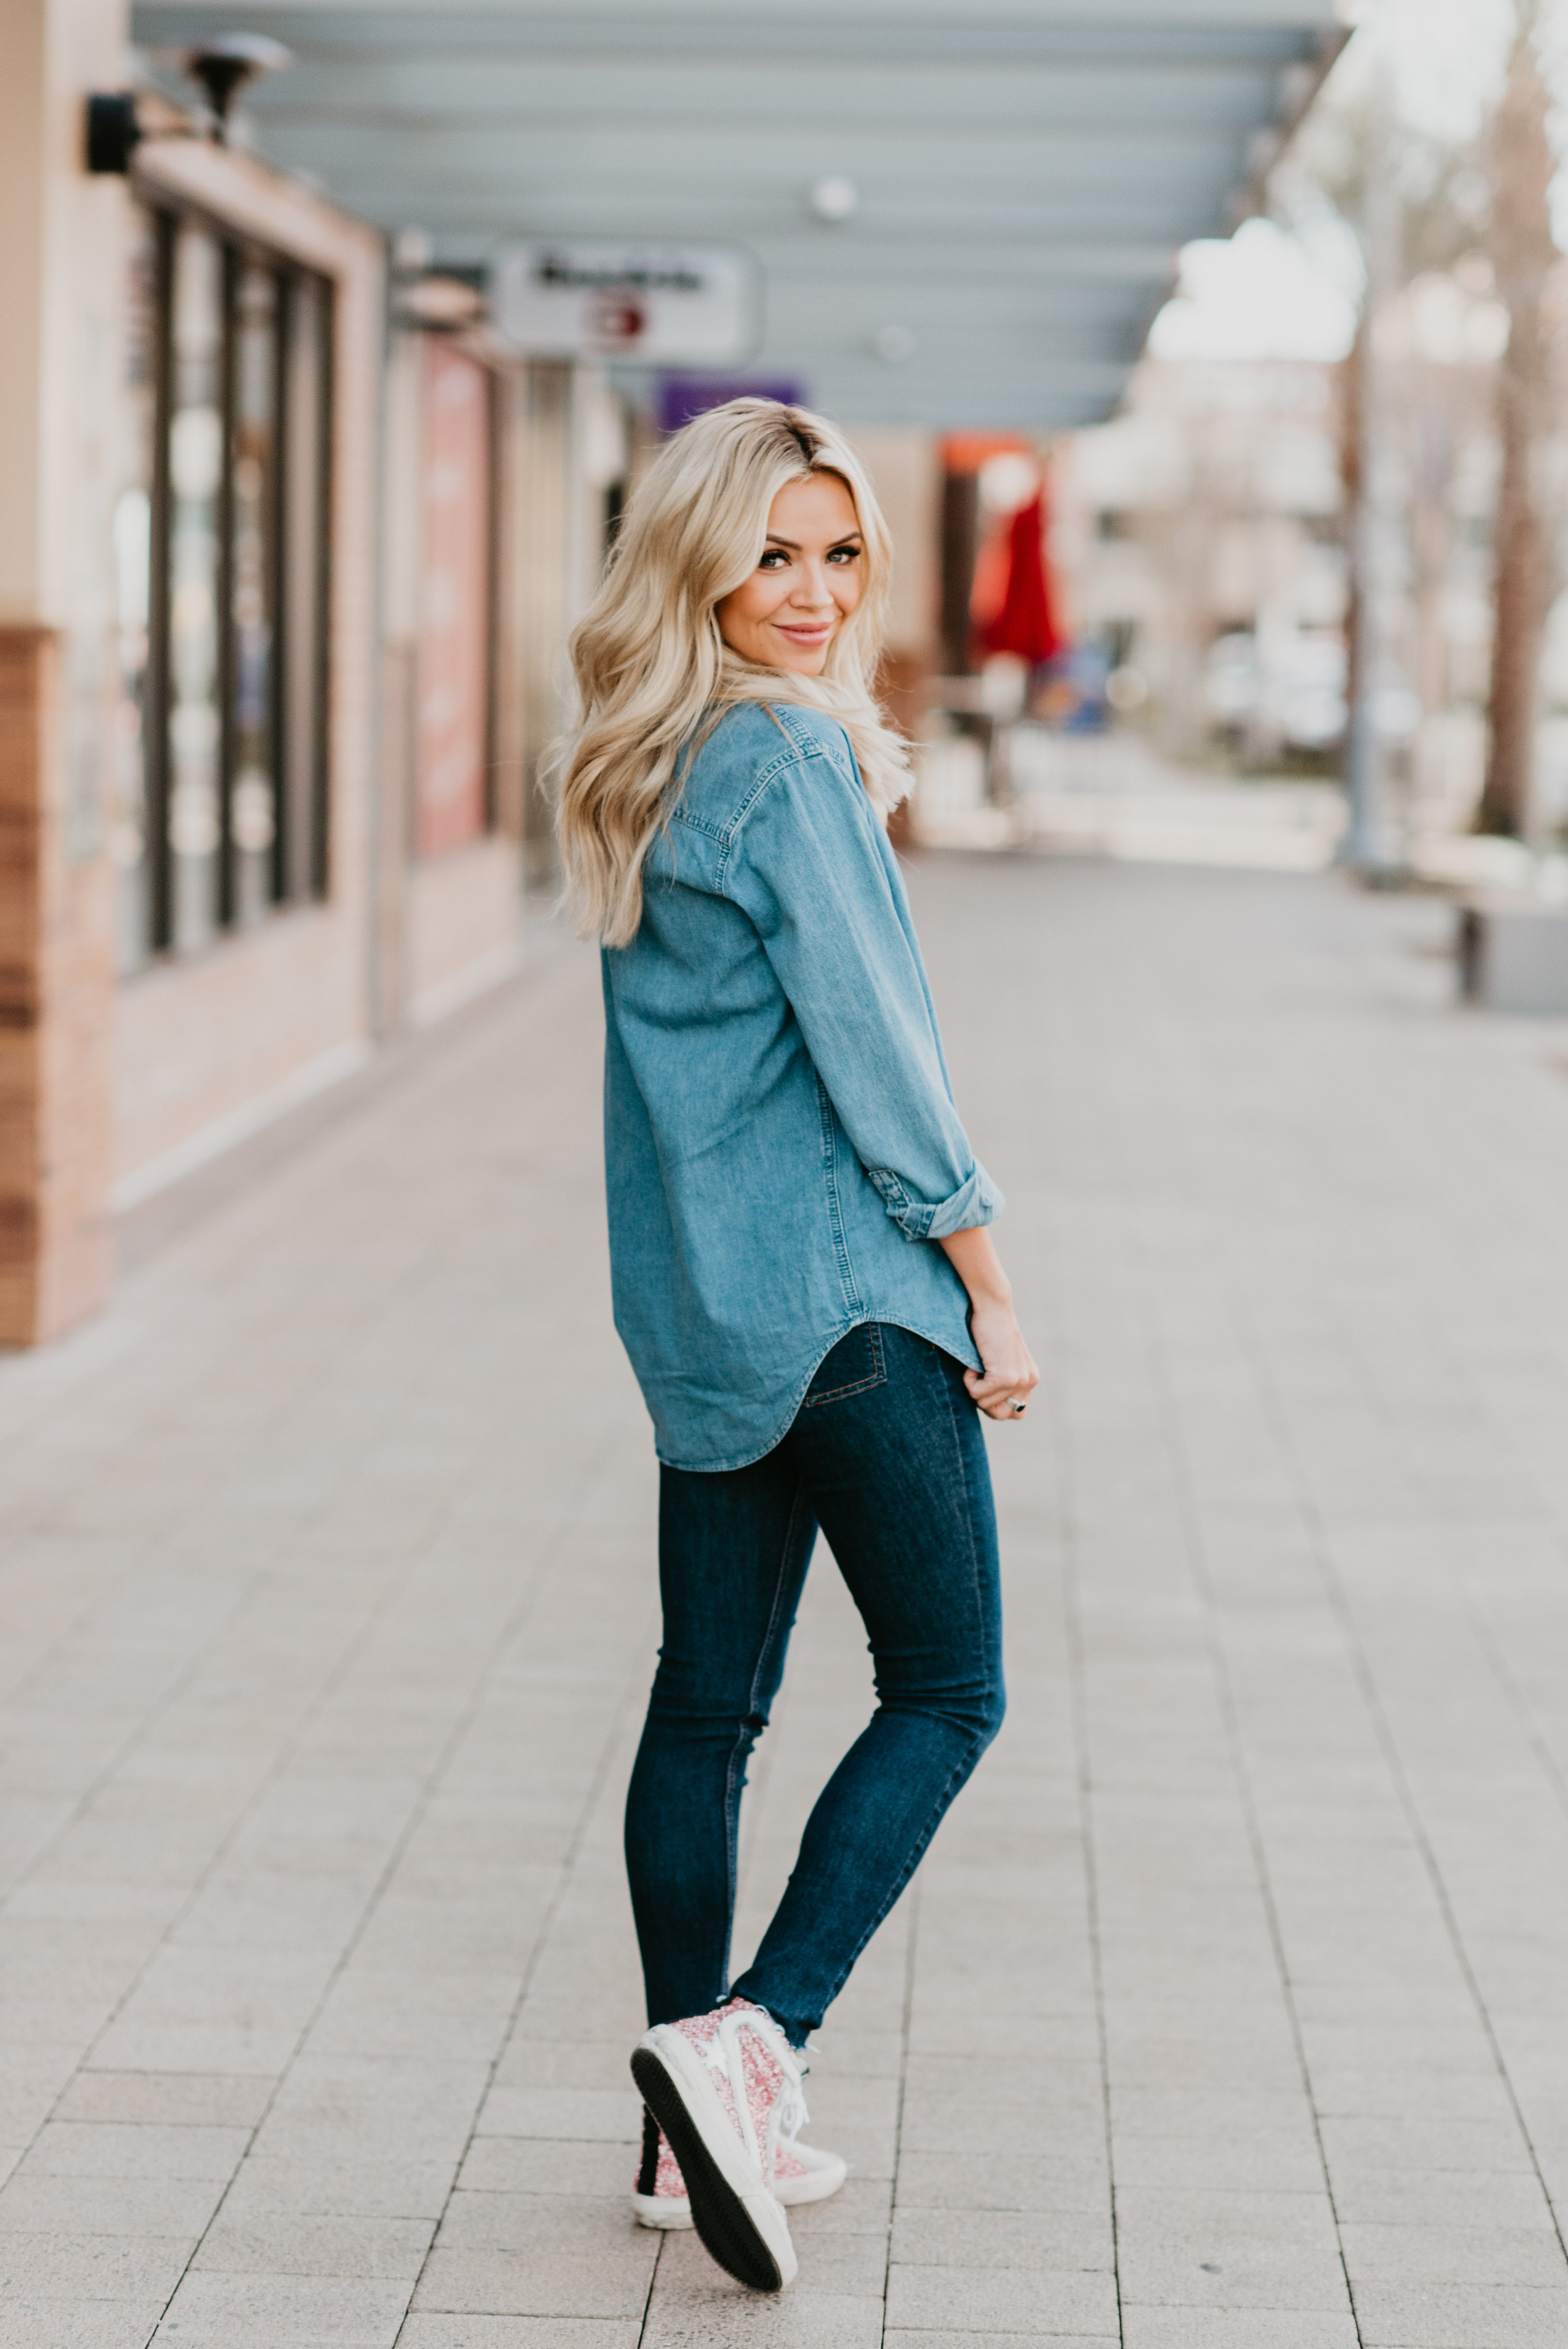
1310;2068;1519;2123
1116;2232;1349;2314
1113;2187;1337;2241
18;2123;249;2180
1351;2280;1568;2346
80;2023;298;2080
885;2260;1119;2335
192;2211;433;2277
1121;2309;1362;2347
152;2271;410;2344
0;2301;170;2348
889;2205;1111;2269
1340;2224;1568;2286
1327;2168;1559;2229
884;2339;1113;2349
455;2140;630;2200
643;2269;882;2347
900;2056;1102;2115
487;2038;634;2093
897;2095;1101;2162
53;2072;274;2128
785;2179;891;2238
893;2150;1109;2215
1318;2116;1537;2175
401;2323;638;2348
0;2174;223;2237
473;2086;641;2142
412;2239;657;2320
1111;2132;1327;2194
308;1972;519;2064
904;2009;1099;2065
0;2231;194;2297
213;2155;457;2220
434;2190;640;2256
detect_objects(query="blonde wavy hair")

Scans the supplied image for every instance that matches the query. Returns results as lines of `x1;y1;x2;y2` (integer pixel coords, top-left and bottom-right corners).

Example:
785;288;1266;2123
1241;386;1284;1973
554;397;910;946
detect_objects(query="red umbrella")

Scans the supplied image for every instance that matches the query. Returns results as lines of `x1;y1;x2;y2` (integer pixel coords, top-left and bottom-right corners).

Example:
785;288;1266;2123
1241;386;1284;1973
976;487;1064;666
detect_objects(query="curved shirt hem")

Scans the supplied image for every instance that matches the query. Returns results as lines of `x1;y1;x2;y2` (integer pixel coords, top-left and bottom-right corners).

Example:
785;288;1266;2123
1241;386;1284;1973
651;1312;982;1475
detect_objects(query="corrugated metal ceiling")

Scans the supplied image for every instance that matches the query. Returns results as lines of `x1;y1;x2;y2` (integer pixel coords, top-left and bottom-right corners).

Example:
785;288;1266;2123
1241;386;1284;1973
132;2;1348;425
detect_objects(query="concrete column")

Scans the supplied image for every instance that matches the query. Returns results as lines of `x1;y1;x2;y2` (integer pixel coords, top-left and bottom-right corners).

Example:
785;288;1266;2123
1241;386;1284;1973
0;0;125;1341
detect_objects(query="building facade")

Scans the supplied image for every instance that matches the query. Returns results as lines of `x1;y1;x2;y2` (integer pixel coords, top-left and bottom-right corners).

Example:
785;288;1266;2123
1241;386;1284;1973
0;0;620;1344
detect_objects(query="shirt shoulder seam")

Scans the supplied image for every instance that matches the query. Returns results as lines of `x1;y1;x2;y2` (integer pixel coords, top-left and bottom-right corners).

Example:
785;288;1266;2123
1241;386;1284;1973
668;806;726;844
714;730;830;893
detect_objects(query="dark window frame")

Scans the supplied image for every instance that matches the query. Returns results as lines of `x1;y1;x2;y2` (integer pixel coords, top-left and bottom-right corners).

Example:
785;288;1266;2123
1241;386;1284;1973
130;187;335;967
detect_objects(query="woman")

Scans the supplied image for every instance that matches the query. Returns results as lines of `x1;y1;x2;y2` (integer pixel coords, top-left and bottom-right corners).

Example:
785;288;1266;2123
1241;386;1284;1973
556;399;1038;2294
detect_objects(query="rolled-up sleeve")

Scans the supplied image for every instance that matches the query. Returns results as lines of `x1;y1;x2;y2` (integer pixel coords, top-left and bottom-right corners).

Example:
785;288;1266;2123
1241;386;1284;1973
724;737;1004;1242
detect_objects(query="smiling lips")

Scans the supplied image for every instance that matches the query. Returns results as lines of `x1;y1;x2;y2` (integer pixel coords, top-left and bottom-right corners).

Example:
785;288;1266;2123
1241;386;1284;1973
774;619;835;643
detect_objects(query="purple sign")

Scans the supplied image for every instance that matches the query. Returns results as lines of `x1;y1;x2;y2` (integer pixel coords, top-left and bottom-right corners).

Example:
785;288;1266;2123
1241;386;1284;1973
658;375;806;437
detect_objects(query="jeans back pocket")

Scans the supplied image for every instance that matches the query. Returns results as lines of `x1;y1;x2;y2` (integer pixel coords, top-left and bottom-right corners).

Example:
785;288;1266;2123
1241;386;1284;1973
803;1323;886;1407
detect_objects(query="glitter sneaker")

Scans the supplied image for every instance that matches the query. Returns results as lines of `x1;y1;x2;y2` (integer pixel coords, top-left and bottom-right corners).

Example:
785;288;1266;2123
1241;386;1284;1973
630;1997;805;2290
632;2107;848;2230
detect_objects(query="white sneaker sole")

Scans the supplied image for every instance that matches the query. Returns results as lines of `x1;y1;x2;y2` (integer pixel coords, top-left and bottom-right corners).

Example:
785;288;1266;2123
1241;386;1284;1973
630;2028;797;2290
634;2145;848;2230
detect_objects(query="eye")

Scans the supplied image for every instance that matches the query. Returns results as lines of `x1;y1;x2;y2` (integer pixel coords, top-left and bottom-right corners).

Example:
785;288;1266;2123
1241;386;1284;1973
758;547;788;569
827;544;862;564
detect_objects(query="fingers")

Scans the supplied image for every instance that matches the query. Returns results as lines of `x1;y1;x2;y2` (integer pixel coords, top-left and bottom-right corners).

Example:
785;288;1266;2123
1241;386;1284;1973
964;1359;1041;1423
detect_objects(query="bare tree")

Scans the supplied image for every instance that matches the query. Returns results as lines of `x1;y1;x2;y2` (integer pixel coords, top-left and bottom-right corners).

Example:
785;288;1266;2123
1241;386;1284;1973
1477;1;1558;838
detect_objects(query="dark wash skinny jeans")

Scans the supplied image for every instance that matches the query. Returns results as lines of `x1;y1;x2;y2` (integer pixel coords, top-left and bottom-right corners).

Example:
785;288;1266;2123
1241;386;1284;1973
624;1322;1006;2050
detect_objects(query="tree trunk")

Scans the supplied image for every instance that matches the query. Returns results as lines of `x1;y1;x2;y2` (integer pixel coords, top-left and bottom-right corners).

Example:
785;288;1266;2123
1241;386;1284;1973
1338;324;1364;769
1477;5;1556;839
1479;356;1546;835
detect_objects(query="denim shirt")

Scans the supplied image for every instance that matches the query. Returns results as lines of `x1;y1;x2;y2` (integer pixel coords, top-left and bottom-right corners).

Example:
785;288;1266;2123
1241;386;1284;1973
602;699;1003;1472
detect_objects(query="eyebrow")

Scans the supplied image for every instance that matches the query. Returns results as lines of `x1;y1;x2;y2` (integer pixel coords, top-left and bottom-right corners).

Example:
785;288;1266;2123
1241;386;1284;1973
763;531;863;551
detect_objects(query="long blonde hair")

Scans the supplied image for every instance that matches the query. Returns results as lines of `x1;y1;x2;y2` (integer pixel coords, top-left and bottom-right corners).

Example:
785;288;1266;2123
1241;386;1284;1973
554;398;910;946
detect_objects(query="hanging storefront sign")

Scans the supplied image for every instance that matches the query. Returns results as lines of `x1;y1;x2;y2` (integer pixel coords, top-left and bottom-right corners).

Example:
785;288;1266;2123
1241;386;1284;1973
489;241;760;364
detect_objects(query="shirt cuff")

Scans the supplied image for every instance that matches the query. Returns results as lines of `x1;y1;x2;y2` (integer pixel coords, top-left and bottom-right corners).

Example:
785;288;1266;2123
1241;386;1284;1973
866;1161;1005;1242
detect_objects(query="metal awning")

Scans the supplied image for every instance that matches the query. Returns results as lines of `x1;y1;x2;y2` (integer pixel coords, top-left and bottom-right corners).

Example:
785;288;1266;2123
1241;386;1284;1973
131;1;1347;427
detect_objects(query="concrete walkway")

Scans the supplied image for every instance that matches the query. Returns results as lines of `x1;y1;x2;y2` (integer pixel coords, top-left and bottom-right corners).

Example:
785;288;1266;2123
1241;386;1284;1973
5;855;1568;2348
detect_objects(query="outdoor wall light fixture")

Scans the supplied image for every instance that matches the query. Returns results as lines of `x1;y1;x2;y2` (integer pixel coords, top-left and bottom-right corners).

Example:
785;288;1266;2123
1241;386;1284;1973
86;32;292;170
182;34;294;139
395;275;487;330
85;93;146;173
85;82;202;172
809;176;859;224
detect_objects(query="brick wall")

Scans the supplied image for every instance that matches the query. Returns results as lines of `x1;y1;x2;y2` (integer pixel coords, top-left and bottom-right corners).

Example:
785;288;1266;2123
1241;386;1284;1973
0;626;114;1345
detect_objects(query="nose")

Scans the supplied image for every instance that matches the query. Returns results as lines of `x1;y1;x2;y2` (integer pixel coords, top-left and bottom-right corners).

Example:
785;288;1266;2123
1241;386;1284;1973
789;558;836;608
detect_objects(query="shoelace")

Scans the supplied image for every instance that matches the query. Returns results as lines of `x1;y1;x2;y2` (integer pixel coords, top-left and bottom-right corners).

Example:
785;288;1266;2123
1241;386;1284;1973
697;2004;810;2157
777;2074;810;2147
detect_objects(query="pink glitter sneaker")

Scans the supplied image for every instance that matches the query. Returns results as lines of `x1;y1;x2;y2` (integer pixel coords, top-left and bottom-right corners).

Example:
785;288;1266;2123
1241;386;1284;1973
630;1997;805;2289
632;2107;848;2229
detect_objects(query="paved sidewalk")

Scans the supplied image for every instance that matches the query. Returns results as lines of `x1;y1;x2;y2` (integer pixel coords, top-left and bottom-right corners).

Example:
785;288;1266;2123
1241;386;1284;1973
5;856;1568;2348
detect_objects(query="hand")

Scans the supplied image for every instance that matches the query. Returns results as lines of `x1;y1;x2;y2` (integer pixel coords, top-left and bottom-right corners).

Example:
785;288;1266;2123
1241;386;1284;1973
963;1294;1041;1424
936;1223;1040;1424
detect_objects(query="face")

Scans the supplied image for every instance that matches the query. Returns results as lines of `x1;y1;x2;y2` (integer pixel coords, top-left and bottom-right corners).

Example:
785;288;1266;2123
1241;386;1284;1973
715;470;864;675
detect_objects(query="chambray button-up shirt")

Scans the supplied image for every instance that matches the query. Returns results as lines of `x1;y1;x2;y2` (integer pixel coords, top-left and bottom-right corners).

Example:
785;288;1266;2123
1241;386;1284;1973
602;699;1003;1473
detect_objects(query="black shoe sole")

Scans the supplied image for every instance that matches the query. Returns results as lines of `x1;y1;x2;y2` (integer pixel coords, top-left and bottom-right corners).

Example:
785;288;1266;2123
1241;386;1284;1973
630;2043;786;2292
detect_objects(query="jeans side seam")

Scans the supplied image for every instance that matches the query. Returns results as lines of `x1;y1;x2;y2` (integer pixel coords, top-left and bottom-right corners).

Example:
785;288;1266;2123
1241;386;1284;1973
936;1340;996;1715
810;1357;993;2008
748;1477;809;1721
718;1479;811;1996
791;1725;992;2025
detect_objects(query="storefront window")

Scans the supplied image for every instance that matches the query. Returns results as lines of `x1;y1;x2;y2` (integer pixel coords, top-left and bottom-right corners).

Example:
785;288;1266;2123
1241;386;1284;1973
112;209;161;974
168;222;224;953
230;258;280;925
115;200;332;974
416;340;493;858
